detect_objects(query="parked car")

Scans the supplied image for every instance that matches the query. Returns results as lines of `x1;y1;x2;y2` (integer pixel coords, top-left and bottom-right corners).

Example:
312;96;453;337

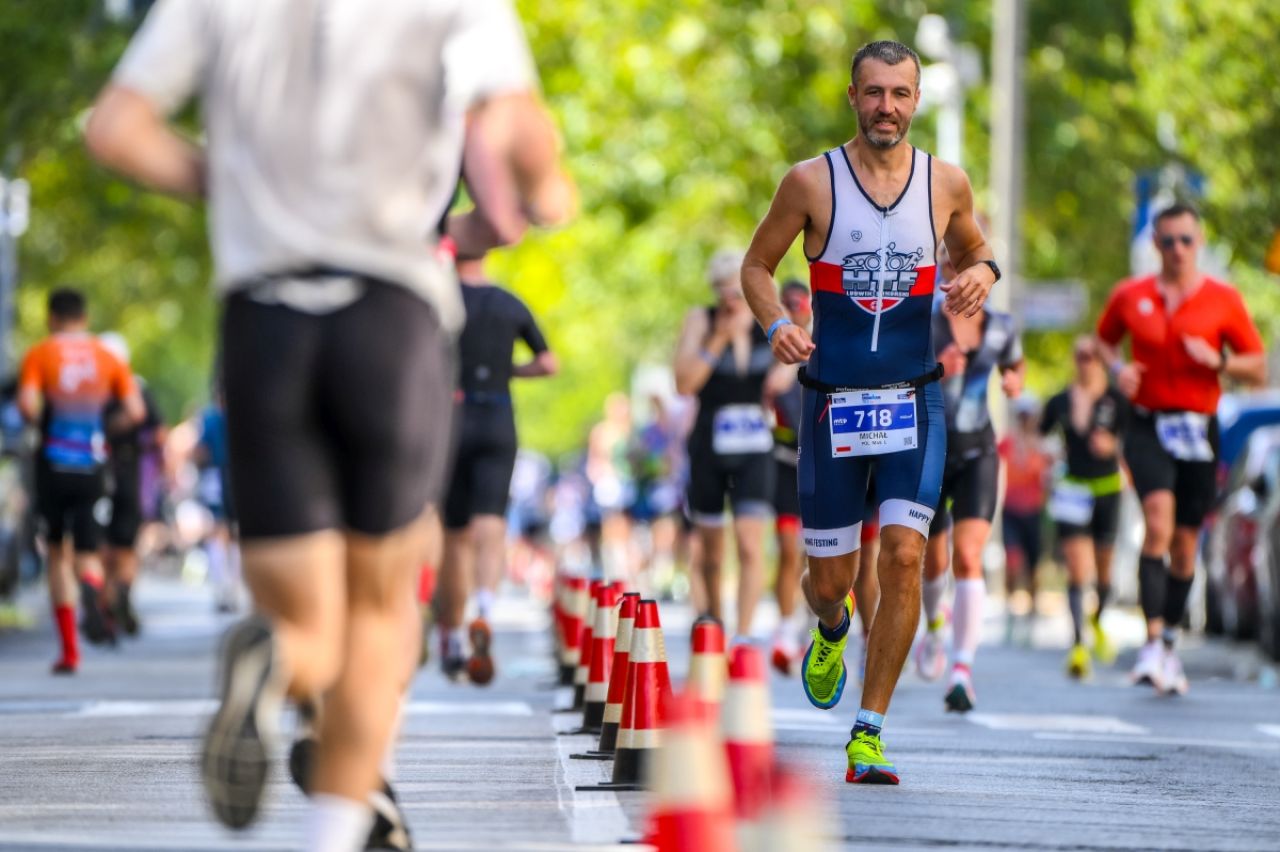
1254;442;1280;661
1203;425;1280;640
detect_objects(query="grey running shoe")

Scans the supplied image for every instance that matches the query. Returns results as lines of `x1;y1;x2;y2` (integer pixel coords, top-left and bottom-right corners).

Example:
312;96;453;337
200;616;285;829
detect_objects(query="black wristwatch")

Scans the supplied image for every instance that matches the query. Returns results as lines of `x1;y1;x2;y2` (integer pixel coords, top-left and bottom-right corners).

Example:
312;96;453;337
979;259;1002;283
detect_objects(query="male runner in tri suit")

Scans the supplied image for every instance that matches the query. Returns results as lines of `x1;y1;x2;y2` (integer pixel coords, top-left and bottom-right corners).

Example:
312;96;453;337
88;0;572;846
99;332;166;636
1097;203;1265;695
437;253;557;684
917;264;1024;712
675;250;778;644
1039;335;1128;679
18;290;145;673
742;40;999;784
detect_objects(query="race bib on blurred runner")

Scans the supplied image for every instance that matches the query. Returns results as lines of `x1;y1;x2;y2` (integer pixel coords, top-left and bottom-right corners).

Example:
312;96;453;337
712;404;772;455
828;390;917;458
1048;481;1094;526
1155;412;1213;462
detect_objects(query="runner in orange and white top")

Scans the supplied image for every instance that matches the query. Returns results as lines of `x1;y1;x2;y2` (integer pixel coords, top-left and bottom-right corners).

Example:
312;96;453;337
18;288;144;674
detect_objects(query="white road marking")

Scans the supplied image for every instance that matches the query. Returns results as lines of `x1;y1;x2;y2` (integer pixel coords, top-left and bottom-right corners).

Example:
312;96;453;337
0;698;535;720
1034;732;1280;751
550;688;634;846
969;713;1147;735
1257;724;1280;740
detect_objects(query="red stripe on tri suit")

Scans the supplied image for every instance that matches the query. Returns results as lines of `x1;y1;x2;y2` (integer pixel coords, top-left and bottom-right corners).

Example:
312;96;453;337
809;261;843;295
908;264;937;297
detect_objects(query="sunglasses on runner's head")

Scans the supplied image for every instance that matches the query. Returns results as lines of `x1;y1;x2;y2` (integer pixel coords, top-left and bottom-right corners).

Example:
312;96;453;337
1158;234;1195;249
1074;349;1096;362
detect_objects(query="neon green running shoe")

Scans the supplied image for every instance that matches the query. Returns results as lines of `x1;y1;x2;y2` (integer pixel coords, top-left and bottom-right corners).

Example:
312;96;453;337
801;593;854;710
845;730;899;784
1065;643;1091;680
1090;615;1116;664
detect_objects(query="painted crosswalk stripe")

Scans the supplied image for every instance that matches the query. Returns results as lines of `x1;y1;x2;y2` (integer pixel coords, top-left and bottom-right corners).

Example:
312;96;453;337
1036;732;1280;751
36;695;535;716
1258;724;1280;740
968;713;1147;735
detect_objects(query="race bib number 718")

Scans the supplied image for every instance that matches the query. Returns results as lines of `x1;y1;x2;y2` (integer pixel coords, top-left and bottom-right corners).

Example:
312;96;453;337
829;389;918;458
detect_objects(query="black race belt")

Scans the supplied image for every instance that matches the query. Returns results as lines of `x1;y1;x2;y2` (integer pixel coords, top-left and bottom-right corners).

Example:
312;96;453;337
797;363;944;394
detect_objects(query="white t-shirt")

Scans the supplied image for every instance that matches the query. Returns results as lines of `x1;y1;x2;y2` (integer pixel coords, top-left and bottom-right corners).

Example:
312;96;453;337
112;0;537;331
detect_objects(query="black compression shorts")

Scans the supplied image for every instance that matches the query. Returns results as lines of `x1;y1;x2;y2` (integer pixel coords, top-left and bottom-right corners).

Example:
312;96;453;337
772;455;800;520
1001;508;1043;571
222;282;454;540
1124;409;1218;530
106;475;143;549
686;448;775;526
1055;490;1121;545
37;467;105;554
929;439;1000;535
442;402;518;530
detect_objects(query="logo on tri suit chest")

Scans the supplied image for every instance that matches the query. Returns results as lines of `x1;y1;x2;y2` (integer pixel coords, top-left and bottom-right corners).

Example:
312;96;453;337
841;242;925;315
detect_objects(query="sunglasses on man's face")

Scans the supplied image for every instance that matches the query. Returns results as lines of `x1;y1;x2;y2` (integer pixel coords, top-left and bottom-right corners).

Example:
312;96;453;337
1158;234;1195;249
1074;350;1096;362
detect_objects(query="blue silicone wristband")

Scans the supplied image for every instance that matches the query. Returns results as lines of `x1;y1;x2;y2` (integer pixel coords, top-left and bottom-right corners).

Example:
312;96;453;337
766;317;792;344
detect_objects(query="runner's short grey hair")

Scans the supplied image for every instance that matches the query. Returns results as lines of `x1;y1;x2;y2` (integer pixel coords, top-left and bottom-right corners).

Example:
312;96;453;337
851;40;921;88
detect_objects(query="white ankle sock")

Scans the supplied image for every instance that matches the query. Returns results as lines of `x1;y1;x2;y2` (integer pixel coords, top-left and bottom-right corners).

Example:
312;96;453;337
304;794;373;852
475;588;495;621
922;575;948;628
952;579;985;667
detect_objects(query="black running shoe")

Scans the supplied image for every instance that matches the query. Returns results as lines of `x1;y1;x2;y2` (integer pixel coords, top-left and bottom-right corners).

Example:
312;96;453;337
79;580;117;646
200;616;285;830
114;585;140;637
287;699;320;794
366;782;413;850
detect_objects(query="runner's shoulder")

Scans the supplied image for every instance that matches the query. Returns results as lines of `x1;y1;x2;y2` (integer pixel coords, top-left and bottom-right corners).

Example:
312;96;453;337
929;156;973;201
1109;273;1157;296
780;154;834;196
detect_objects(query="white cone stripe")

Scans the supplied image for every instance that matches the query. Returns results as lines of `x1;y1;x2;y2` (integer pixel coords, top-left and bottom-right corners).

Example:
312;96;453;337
629;626;663;664
614;618;634;654
722;683;771;742
688;657;726;699
651;730;732;807
603;704;622;723
586;682;609;702
626;727;662;750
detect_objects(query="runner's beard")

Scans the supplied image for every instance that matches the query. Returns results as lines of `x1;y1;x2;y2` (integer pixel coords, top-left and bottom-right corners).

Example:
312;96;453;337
859;112;911;149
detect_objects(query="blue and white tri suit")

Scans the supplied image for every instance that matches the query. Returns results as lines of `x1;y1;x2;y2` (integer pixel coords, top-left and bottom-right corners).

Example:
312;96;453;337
797;145;946;557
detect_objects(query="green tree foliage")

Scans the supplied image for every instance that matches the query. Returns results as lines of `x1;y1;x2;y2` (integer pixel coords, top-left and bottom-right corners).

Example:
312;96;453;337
4;1;1276;444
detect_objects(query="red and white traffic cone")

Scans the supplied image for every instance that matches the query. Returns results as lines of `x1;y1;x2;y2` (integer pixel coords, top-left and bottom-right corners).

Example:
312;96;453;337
644;691;737;852
571;580;603;712
552;571;570;684
578;598;671;790
687;616;727;723
559;577;588;692
573;591;639;761
743;767;829;852
582;584;620;732
724;644;774;831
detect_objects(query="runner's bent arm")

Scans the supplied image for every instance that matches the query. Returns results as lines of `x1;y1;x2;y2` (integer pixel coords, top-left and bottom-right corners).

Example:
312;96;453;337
85;0;208;195
937;163;997;318
512;352;558;378
511;302;558;378
742;165;818;365
674;308;717;396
